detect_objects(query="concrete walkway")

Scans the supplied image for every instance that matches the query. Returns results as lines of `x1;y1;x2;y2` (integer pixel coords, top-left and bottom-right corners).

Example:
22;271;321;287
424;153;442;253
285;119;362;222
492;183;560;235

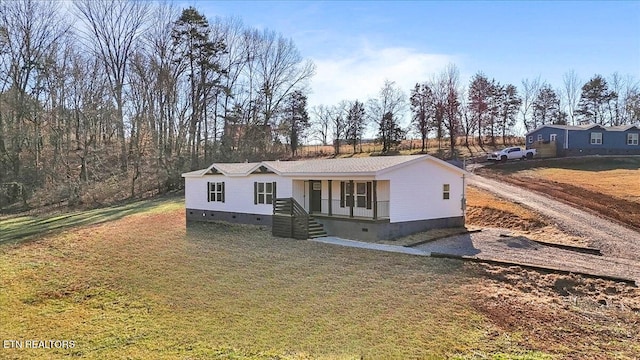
311;230;640;285
311;236;428;256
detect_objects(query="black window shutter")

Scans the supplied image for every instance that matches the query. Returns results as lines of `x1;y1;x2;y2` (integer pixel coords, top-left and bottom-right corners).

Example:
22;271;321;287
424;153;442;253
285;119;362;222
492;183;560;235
221;182;225;203
366;181;372;209
340;181;345;208
254;182;258;204
207;182;211;202
272;182;277;199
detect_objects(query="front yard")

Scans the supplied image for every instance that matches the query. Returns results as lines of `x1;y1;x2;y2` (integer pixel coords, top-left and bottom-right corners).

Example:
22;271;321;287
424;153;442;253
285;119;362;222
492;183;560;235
1;197;639;359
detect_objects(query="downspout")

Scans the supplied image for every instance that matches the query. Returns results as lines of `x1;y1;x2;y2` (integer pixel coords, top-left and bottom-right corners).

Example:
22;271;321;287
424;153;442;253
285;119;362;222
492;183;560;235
461;174;467;219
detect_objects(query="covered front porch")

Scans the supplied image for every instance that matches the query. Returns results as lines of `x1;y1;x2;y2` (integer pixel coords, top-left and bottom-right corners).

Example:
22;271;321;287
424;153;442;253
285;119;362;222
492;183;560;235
292;179;390;220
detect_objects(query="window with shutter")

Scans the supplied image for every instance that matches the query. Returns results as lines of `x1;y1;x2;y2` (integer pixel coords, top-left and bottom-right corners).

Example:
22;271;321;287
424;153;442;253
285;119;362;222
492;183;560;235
255;182;275;204
208;182;225;202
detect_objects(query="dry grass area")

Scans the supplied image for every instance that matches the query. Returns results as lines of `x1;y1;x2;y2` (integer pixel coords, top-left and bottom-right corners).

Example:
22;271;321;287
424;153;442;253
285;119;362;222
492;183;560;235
465;187;587;248
478;157;640;230
1;198;639;359
516;165;640;205
465;187;545;231
298;137;521;161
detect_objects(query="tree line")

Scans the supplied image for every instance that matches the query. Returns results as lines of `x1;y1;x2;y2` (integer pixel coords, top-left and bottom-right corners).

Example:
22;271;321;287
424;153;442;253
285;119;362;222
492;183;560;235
0;0;638;210
307;69;639;156
0;0;313;208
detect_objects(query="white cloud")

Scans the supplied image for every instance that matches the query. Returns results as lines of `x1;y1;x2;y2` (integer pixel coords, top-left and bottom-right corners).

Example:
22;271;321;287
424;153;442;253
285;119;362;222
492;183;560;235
308;45;456;108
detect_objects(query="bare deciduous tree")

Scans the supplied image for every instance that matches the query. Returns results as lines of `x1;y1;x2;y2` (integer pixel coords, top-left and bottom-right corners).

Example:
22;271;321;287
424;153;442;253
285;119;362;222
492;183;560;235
367;80;406;153
520;76;541;131
75;0;150;171
562;70;581;126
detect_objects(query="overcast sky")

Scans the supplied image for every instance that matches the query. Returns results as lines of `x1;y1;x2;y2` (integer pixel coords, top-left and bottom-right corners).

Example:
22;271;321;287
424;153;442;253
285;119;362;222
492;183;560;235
186;0;639;110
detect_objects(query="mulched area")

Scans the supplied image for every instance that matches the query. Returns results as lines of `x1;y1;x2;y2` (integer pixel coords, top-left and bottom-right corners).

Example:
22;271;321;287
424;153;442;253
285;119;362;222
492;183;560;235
413;228;640;285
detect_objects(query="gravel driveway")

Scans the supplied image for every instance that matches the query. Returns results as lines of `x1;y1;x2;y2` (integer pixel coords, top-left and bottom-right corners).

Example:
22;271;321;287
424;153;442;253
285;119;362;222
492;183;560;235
468;173;640;262
413;228;640;284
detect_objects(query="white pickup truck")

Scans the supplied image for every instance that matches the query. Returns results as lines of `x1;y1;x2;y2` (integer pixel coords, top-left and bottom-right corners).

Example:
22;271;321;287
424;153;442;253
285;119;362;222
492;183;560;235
487;147;536;162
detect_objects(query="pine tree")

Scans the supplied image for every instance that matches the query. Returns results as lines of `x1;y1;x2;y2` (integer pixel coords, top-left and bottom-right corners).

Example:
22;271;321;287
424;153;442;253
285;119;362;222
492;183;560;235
497;84;522;144
345;101;365;153
378;112;405;153
281;90;309;157
577;74;617;125
532;85;563;126
172;7;226;169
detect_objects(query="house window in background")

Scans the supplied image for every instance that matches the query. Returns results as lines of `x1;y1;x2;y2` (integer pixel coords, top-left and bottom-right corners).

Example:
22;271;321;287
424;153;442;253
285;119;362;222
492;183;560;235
590;132;602;145
627;133;639;145
443;184;450;200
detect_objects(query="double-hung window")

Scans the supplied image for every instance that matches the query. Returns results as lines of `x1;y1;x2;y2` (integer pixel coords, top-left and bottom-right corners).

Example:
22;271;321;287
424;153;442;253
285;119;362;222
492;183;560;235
340;181;372;209
254;182;276;205
443;184;450;200
590;132;602;145
550;134;557;142
627;133;639;145
208;182;225;202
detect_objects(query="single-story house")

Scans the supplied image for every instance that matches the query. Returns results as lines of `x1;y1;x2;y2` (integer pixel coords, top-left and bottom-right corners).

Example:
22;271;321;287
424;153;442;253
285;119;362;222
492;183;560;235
526;123;640;157
182;155;467;241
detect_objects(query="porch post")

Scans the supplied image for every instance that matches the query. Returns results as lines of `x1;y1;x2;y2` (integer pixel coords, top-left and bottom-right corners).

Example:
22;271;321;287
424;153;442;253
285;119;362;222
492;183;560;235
372;180;378;220
328;180;332;216
349;179;354;218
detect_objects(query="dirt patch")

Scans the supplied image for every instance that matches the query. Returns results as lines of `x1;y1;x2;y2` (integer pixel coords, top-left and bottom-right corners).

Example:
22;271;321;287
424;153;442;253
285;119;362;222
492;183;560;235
466;206;546;231
465;186;590;247
520;225;589;248
469;263;640;357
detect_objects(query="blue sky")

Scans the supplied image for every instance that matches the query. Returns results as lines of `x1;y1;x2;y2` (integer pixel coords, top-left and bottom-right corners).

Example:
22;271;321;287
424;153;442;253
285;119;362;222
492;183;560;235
190;1;640;109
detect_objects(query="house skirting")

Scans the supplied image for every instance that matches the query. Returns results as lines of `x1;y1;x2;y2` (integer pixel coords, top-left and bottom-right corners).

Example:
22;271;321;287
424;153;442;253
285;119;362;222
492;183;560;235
186;208;464;241
560;148;640;157
186;209;272;226
313;215;465;242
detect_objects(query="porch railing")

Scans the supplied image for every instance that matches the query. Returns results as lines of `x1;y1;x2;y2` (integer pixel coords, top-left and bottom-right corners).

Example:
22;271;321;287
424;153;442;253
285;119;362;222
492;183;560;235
273;197;309;239
316;200;389;219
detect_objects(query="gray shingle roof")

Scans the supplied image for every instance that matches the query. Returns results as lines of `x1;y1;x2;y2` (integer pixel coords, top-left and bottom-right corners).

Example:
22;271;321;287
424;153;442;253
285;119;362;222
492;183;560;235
263;155;423;174
182;154;465;178
212;162;260;175
526;123;640;135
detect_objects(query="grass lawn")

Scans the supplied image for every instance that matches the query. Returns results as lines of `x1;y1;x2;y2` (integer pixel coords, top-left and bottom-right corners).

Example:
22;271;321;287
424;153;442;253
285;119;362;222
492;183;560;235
1;197;638;359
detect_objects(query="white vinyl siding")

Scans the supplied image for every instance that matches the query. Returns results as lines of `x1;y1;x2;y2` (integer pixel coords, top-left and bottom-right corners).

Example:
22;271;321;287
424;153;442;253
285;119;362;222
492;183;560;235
627;133;639;145
379;160;464;223
185;175;291;216
590;132;602;145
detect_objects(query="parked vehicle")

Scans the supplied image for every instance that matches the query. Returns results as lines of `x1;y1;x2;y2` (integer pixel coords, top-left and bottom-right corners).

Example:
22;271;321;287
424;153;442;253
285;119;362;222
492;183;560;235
487;147;537;162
